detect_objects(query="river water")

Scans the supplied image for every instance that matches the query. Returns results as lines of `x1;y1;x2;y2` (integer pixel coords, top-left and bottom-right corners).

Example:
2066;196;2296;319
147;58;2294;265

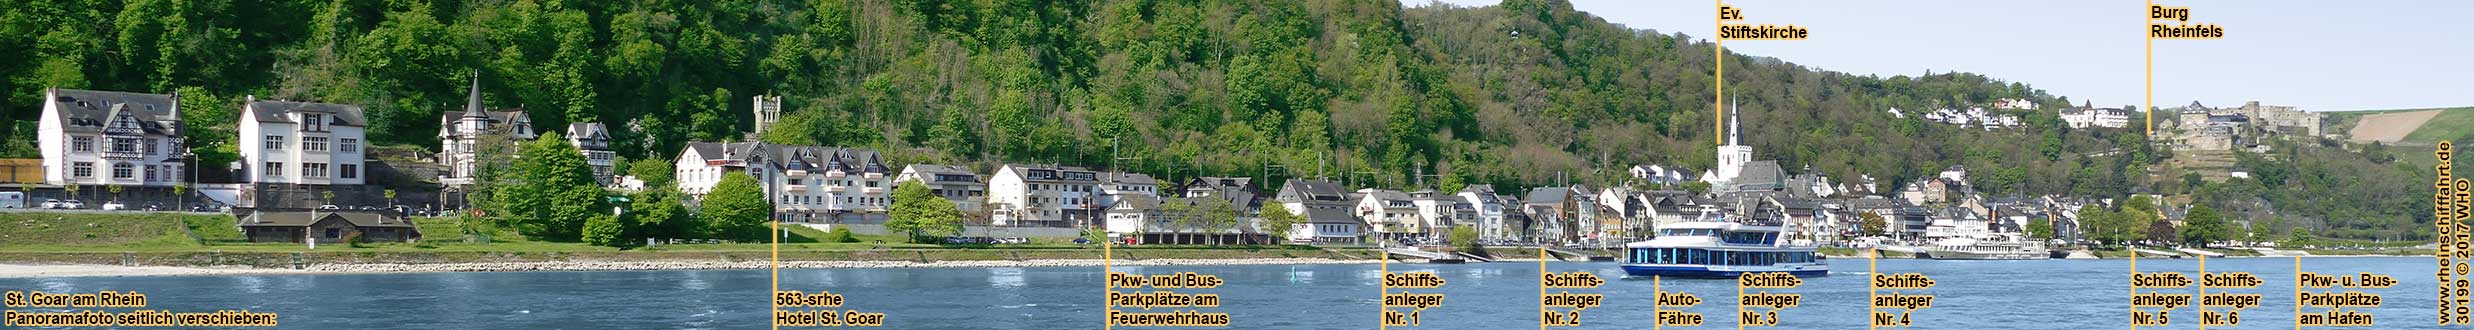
0;257;2451;329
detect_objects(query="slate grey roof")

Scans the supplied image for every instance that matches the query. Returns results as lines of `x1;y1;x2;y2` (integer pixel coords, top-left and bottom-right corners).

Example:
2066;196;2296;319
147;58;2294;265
567;122;607;137
904;164;980;183
1365;189;1411;203
1284;179;1346;201
1459;184;1495;195
1300;203;1359;225
1108;172;1157;186
683;142;726;161
236;210;415;228
1005;164;1102;183
247;98;368;126
48;89;180;134
1525;187;1569;205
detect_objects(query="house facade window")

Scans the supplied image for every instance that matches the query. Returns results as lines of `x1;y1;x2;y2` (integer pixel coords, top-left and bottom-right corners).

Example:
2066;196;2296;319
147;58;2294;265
143;138;158;155
264;162;284;177
72;162;93;178
110;137;136;153
264;136;285;150
340;164;358;179
112;162;133;179
71;136;92;152
303;137;328;152
304;163;329;178
340;138;359;153
143;166;157;181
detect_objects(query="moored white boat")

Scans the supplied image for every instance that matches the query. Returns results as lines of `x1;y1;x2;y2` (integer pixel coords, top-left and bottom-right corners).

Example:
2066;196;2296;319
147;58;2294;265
1920;233;2049;260
1619;221;1828;278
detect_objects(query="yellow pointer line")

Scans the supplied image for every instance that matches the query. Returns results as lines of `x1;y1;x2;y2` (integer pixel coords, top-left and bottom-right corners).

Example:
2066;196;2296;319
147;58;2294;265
2197;254;2206;330
1382;251;1390;329
771;221;779;330
1105;236;1113;330
1541;247;1549;330
1655;274;1665;330
1714;0;1725;146
2131;247;2139;330
2291;256;2299;330
1870;248;1878;330
2145;0;2154;137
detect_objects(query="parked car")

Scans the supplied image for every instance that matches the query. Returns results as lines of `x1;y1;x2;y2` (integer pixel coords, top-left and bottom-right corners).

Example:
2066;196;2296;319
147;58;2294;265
40;199;60;209
59;200;84;209
101;201;126;211
317;204;340;210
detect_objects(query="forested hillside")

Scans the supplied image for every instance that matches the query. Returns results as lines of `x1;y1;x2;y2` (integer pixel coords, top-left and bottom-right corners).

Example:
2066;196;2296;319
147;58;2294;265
0;0;2154;197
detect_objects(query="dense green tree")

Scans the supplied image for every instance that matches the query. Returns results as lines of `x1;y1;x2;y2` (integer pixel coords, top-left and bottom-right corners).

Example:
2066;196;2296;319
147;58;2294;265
1858;211;1887;237
699;171;771;241
886;180;963;243
1259;203;1301;242
628;188;694;239
582;214;626;247
2026;218;2053;240
2180;205;2231;247
499;132;604;241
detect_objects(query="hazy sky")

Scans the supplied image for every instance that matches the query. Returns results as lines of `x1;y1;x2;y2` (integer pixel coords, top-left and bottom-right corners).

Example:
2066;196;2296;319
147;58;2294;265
1404;0;2474;111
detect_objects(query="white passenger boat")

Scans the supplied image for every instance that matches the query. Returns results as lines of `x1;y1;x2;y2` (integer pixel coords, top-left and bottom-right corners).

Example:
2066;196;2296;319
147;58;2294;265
1920;233;2050;260
1620;221;1828;278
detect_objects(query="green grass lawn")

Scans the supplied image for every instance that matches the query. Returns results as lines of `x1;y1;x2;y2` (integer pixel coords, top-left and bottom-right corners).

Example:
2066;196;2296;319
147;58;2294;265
0;212;226;250
2404;107;2474;143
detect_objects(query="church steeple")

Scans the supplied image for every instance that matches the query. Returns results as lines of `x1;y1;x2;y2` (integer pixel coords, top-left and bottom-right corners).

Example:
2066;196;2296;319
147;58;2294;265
1727;97;1741;146
462;70;486;118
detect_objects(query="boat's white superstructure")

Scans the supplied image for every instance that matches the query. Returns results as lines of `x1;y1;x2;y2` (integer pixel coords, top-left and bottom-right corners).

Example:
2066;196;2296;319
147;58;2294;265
1619;220;1828;278
1921;233;2050;260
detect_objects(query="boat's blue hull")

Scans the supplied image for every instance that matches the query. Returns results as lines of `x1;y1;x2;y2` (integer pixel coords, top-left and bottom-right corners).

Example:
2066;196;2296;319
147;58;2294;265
1620;264;1828;278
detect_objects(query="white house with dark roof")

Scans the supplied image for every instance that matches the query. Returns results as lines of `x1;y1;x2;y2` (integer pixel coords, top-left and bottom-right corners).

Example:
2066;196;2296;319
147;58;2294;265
1455;185;1510;241
895;164;986;213
37;88;187;187
987;164;1104;227
238;96;367;186
437;77;535;186
1098;172;1158;213
566;122;615;185
1276;179;1360;244
673;142;892;223
1355;188;1419;241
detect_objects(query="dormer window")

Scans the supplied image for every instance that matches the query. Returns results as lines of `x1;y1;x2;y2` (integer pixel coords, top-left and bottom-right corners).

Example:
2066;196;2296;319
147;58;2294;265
301;113;327;132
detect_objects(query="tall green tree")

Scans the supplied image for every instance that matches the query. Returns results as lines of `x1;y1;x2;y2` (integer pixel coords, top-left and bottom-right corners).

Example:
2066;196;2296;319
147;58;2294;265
499;132;605;241
701;171;772;241
1260;203;1301;243
886;180;964;243
2179;205;2231;247
1858;211;1888;237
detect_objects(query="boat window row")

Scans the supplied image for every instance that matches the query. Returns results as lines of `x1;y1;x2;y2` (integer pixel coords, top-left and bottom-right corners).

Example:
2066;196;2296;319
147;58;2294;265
1627;248;1814;266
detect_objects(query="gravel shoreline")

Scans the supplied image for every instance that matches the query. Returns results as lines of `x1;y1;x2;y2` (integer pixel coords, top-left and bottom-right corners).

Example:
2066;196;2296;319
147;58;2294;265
0;258;1392;278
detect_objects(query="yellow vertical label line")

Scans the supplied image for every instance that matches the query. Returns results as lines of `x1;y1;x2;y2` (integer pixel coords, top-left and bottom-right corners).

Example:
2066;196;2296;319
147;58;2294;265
1713;0;1725;146
1105;236;1112;330
2131;248;2139;330
1541;247;1549;330
2291;256;2299;330
2197;255;2206;330
2144;0;2154;137
1869;248;1878;330
770;221;778;330
1382;251;1390;330
1655;275;1665;330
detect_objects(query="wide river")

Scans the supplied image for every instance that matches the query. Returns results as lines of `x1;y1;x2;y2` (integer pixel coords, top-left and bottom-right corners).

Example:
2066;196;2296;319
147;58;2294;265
0;257;2450;329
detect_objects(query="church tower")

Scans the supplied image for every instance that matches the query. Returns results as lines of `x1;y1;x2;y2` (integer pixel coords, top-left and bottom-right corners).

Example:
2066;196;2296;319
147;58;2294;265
1712;98;1756;184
